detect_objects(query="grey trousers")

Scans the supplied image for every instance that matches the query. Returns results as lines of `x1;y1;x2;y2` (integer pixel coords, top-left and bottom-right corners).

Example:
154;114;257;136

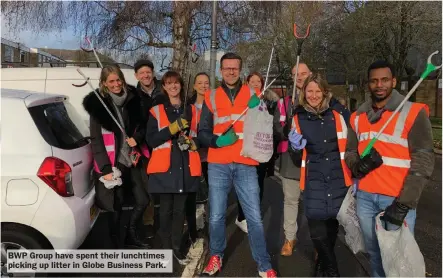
281;177;301;241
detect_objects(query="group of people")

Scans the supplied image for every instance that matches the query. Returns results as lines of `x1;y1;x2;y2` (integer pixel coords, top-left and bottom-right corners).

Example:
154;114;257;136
83;51;434;278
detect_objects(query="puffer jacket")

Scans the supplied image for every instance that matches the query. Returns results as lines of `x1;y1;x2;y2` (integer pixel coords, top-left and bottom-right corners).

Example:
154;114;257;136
292;99;350;220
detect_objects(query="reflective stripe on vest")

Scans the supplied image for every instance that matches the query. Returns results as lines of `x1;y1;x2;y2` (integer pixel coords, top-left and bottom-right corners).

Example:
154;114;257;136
93;128;116;173
351;101;428;196
147;104;201;176
292;111;353;190
277;96;291;153
206;85;258;165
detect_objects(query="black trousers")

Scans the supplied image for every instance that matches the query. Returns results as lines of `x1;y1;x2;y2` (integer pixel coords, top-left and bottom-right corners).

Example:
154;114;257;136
159;193;188;250
307;218;340;276
237;163;266;222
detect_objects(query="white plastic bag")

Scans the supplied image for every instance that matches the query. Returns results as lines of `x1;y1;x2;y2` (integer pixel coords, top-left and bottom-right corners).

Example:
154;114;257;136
241;101;274;163
337;186;366;254
375;212;425;277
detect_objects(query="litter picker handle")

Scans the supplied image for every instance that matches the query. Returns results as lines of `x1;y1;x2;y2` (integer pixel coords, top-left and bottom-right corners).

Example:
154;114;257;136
76;68;128;138
360;50;442;158
220;75;280;136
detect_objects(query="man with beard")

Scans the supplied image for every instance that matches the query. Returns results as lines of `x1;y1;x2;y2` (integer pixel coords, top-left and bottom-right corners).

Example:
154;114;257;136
134;59;166;239
345;60;434;277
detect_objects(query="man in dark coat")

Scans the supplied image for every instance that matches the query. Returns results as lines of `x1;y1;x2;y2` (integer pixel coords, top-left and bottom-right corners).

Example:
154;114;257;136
133;59;166;238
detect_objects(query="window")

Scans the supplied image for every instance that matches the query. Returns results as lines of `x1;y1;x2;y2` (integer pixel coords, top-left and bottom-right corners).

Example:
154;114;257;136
4;45;14;62
20;51;26;63
28;101;89;150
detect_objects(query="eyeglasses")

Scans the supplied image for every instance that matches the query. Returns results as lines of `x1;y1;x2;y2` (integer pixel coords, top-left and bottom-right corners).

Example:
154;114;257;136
221;67;240;73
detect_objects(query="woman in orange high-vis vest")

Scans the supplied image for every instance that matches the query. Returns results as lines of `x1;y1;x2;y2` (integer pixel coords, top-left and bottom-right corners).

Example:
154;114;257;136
287;73;352;277
83;65;151;250
145;71;201;266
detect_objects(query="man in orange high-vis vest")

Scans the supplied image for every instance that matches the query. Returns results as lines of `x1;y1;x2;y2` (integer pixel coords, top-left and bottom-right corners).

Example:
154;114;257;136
198;53;276;278
345;60;435;277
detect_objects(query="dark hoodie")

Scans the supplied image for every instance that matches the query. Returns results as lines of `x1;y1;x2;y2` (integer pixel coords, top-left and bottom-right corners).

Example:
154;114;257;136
82;85;145;175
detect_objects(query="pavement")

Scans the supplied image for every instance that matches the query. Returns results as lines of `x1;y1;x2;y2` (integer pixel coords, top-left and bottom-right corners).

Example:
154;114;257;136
73;155;441;277
193;175;368;277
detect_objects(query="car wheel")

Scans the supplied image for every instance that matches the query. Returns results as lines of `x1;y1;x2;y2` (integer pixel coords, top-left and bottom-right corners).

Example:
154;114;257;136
1;226;49;277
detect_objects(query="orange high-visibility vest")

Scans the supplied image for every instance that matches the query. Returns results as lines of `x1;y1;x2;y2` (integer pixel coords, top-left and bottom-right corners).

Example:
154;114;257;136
350;102;429;197
147;104;202;176
206;85;259;165
292;110;353;190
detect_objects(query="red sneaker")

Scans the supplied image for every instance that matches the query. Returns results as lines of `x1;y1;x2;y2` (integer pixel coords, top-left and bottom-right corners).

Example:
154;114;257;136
201;255;222;276
259;269;277;278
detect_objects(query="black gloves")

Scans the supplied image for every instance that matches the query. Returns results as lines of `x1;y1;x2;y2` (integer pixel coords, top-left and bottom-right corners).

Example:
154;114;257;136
353;148;383;179
381;201;409;226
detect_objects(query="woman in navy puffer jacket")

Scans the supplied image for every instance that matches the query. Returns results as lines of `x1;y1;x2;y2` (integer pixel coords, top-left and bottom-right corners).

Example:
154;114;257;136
288;73;352;277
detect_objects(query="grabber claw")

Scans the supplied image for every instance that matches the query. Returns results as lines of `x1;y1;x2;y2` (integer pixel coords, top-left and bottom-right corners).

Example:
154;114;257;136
421;51;442;79
293;23;311;39
427;51;442;69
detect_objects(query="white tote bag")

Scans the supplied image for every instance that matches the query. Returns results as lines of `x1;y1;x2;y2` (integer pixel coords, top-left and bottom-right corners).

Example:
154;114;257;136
241;101;274;163
337;185;366;254
375;212;426;277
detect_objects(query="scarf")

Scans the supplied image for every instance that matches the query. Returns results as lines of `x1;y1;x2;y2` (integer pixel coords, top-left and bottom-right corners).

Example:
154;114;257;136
108;91;132;167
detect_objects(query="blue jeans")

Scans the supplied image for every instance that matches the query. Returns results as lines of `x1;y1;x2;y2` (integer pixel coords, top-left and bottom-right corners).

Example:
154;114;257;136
208;163;272;272
356;190;416;277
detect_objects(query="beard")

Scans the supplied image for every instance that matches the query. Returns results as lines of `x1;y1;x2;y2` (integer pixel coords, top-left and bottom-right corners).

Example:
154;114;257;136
371;87;393;103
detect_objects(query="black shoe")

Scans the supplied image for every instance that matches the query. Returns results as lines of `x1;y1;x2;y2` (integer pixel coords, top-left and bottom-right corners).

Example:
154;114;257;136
312;237;340;277
125;205;151;249
313;258;325;277
173;249;190;265
125;227;152;249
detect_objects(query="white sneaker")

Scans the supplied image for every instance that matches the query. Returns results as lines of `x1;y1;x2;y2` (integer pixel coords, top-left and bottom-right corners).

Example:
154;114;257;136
235;219;248;233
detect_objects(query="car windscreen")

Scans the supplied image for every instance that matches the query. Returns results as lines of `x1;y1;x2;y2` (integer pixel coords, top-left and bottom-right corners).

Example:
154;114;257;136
28;101;90;150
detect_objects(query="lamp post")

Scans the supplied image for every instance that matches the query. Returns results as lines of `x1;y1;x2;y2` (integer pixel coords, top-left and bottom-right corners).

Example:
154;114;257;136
210;1;218;89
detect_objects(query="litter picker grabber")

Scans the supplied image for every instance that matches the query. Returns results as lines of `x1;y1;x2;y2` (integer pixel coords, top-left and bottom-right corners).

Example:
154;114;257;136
291;23;311;106
76;37;142;165
360;50;442;158
220;41;277;136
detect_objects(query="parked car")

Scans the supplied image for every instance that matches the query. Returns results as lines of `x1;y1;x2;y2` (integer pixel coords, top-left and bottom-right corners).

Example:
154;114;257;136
0;67;139;128
1;89;98;276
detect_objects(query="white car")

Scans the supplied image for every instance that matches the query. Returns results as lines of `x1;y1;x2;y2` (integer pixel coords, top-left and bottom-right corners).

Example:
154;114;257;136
1;89;99;276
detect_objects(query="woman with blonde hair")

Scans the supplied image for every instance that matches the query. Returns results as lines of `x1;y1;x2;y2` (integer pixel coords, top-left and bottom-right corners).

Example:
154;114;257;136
83;65;150;249
288;73;351;276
